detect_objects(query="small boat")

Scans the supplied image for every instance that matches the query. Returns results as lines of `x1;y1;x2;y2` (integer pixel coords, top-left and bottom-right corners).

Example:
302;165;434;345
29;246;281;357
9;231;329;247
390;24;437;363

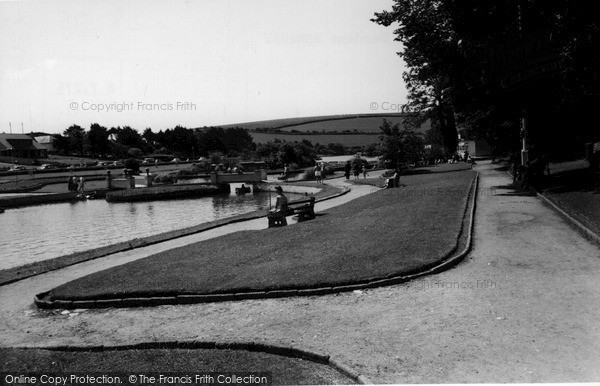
235;186;251;195
85;191;98;200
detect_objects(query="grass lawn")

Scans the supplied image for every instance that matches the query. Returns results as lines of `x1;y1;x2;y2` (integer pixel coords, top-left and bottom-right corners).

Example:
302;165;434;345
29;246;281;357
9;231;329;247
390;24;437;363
45;170;476;301
533;168;600;237
0;180;44;193
543;188;600;236
351;163;473;188
410;163;473;174
0;348;355;385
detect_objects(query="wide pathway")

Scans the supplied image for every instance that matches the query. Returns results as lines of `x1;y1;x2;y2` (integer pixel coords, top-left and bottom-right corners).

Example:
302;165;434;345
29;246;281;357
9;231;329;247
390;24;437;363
1;164;599;383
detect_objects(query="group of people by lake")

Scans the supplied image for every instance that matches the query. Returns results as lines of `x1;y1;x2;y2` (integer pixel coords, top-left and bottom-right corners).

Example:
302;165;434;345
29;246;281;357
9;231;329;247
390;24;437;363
67;176;85;193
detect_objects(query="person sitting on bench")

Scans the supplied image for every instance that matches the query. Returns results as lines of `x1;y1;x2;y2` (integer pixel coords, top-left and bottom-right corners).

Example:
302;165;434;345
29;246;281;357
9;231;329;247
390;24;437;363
270;186;288;213
384;169;400;188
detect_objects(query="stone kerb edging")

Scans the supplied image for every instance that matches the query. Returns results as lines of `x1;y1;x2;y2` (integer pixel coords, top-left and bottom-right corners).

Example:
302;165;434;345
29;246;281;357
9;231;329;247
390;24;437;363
12;340;372;384
3;185;350;287
34;173;478;310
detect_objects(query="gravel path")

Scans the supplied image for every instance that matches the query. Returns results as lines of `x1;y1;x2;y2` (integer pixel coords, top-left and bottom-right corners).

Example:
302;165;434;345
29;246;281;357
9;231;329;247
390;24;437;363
1;164;599;383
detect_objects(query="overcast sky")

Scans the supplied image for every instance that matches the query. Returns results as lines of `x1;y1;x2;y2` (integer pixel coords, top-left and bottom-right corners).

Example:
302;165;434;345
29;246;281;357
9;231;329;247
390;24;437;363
1;0;406;134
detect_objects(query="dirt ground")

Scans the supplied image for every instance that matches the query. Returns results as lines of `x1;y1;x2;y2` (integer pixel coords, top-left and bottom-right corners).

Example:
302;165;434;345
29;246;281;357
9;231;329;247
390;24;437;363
1;162;600;383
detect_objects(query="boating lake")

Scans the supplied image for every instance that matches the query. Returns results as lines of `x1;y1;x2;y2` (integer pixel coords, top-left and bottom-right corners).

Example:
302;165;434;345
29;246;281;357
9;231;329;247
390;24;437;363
0;185;304;270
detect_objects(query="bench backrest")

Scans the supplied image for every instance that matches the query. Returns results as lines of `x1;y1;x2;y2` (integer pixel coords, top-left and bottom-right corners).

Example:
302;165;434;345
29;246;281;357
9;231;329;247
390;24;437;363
286;196;315;208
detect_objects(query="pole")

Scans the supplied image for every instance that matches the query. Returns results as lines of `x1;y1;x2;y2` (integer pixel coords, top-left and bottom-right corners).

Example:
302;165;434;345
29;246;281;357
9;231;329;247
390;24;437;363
521;111;529;166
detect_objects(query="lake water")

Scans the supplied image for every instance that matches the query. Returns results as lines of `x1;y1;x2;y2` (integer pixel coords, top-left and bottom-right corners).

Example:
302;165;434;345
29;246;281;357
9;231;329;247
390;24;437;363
0;185;302;270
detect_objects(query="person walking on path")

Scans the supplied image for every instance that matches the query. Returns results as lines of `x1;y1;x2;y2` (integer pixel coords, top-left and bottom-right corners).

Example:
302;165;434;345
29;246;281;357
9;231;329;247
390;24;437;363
77;176;85;194
353;163;361;180
283;164;289;182
314;162;322;183
344;161;351;180
362;164;368;179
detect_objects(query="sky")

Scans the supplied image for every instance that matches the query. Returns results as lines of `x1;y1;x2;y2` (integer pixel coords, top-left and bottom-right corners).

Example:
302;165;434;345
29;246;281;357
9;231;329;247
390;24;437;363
0;0;407;135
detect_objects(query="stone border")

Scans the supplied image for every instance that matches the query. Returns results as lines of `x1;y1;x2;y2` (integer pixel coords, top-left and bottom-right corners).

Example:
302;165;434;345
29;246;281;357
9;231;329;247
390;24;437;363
10;340;372;384
1;185;350;287
35;173;478;309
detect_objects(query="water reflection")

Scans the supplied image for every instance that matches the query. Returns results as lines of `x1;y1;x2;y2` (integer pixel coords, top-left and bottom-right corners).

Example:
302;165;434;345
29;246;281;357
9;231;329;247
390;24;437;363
0;186;302;270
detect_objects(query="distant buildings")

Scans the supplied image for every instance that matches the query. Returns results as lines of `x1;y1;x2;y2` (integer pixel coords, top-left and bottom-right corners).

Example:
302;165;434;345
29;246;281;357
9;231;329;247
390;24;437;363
0;133;48;162
33;135;56;152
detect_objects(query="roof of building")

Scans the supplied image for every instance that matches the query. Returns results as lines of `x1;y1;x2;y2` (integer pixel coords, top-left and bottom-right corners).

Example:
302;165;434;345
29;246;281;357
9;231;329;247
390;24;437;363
34;135;55;144
0;133;46;151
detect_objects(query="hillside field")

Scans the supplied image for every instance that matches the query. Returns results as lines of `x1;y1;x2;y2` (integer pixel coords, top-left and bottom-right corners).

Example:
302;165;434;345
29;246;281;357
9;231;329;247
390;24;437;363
249;132;381;146
220;113;429;131
278;115;431;134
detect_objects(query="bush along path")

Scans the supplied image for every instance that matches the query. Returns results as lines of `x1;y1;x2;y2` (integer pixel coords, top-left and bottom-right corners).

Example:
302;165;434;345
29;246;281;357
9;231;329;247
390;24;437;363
36;170;478;309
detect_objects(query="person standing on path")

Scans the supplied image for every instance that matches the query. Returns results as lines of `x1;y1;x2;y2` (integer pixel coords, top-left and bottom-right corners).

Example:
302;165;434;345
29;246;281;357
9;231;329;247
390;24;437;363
353;163;361;180
344;161;351;180
362;164;368;179
78;176;85;194
67;176;75;192
314;162;322;183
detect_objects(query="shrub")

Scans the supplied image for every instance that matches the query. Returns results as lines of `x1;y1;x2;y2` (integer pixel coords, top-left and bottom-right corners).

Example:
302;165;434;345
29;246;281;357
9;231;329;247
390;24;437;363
302;164;336;180
153;173;177;184
124;158;140;173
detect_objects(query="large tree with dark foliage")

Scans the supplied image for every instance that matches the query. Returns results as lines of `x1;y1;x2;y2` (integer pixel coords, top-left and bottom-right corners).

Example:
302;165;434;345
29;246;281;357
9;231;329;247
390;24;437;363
373;0;600;159
372;1;461;153
63;125;86;156
86;123;110;158
379;119;425;168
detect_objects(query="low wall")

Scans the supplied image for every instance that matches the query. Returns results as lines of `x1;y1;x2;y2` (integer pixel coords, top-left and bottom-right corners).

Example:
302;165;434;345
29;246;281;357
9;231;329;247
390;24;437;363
0;192;79;207
105;183;228;202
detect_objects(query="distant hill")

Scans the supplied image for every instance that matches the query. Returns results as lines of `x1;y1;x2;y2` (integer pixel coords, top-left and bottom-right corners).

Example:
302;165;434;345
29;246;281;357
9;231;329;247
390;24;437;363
219;113;428;131
201;113;431;146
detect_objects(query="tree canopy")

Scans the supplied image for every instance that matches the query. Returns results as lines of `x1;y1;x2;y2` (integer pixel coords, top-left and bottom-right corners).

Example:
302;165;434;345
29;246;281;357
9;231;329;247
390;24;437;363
373;0;599;159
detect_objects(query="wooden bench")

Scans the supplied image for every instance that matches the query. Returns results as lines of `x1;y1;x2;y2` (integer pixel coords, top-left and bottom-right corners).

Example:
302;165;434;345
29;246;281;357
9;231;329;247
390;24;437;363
267;196;316;228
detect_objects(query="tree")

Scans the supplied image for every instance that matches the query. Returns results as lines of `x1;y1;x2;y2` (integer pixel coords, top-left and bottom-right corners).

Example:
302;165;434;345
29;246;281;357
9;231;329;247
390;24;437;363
113;126;146;150
63;125;86;156
197;127;226;155
222;127;255;155
86;123;110;158
373;0;600;160
372;1;460;153
53;135;70;155
379;119;424;168
142;128;156;145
